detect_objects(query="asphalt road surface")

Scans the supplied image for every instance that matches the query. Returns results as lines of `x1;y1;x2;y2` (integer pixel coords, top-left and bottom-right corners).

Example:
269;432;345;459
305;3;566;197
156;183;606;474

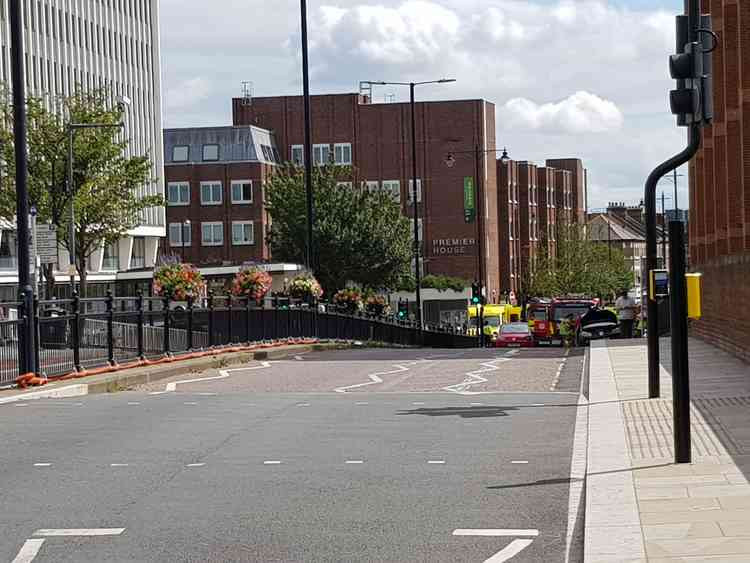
0;346;586;563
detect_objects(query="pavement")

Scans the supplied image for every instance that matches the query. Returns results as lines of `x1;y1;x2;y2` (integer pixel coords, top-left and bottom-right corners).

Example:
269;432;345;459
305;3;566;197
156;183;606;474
0;346;587;562
585;337;750;563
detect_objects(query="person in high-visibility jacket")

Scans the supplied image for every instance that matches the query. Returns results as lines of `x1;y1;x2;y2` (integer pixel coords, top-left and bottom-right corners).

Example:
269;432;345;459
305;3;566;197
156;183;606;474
559;314;576;348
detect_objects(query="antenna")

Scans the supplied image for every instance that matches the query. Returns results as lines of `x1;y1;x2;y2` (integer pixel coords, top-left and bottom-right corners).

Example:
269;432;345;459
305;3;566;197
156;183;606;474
241;81;253;106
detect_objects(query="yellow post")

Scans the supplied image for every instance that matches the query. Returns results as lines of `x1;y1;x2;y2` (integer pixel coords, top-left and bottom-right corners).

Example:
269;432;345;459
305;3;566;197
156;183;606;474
686;273;702;320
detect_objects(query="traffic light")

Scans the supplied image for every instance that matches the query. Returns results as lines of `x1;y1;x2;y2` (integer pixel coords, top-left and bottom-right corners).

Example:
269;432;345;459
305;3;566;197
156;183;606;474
669;14;713;126
471;282;481;305
397;299;408;320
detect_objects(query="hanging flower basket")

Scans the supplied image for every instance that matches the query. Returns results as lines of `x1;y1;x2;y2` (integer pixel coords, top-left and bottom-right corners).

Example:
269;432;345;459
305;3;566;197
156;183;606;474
231;267;273;304
288;274;323;302
365;294;388;316
333;288;363;314
153;263;206;301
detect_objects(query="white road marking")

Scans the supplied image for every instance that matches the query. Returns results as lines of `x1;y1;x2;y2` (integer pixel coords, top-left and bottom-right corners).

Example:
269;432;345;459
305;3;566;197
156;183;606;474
427;460;446;464
11;539;44;563
486;539;535;562
15;404;28;407
196;392;218;396
296;403;311;407
33;463;51;467
149;361;271;394
186;463;205;467
334;364;408;393
442;357;511;395
470;402;484;406
127;402;140;405
530;403;545;407
110;463;129;467
453;529;539;537
33;528;125;537
0;384;88;405
294;355;304;361
511;460;529;464
412;402;425;405
345;460;364;464
355;402;369;405
183;402;198;406
263;460;282;465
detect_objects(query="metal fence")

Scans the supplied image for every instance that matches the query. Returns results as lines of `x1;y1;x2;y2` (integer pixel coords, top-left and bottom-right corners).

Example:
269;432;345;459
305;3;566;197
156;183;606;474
0;292;476;386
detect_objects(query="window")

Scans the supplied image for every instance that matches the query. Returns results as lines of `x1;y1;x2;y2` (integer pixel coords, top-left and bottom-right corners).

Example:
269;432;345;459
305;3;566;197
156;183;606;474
334;143;352;165
260;145;276;163
231;180;253;204
172;145;189;162
130;237;145;269
102;242;119;271
202;144;219;161
201;222;224;246
313;144;330;166
336;181;353;189
200;181;222;205
363;180;379;191
231;221;254;246
291;145;304;165
407;179;423;204
168;223;191;247
381;180;401;202
167;182;190;206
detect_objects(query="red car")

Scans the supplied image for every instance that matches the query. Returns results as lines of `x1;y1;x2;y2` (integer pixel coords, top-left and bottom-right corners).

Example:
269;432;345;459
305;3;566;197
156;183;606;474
494;322;536;348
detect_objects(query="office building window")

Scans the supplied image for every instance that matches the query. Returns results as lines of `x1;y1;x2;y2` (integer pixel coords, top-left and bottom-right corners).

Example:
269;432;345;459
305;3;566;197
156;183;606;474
313;144;330;166
102;242;119;271
200;181;222;205
231;221;254;246
202;144;219;162
168;223;191;247
334;143;352;165
167;182;190;206
172;145;189;162
231;180;253;204
201;222;224;246
130;236;145;269
407;179;422;204
291;145;303;166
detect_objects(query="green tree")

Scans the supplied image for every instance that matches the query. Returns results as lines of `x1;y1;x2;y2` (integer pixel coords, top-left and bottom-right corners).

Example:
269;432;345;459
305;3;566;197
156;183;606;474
0;88;161;296
264;164;413;296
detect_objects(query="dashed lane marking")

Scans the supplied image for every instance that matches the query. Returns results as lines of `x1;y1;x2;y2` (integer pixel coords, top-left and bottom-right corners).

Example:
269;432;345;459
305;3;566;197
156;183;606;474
355;402;369;405
412;402;425;405
427;460;446;464
186;463;205;468
183;402;198;406
127;402;140;405
296;403;311;407
33;463;51;467
453;530;539;537
263;460;282;465
511;461;529;464
345;460;364;464
11;539;44;563
149;361;271;394
110;463;129;467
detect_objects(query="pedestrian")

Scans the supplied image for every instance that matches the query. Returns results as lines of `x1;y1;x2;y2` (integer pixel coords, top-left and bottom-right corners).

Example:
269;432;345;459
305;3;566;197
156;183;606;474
615;290;637;339
560;314;575;348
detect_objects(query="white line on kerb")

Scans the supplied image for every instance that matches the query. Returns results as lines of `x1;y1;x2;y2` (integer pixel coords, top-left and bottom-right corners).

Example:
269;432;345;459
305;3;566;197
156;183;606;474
150;361;271;394
11;539;44;563
33;463;51;467
453;529;539;537
33;529;125;537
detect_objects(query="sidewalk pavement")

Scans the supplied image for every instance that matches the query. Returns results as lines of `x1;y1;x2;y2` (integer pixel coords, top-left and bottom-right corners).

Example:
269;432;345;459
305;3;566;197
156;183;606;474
586;337;750;562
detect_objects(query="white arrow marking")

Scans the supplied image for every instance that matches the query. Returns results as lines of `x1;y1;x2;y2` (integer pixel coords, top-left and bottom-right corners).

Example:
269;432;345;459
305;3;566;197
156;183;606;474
150;361;271;394
453;529;538;562
11;539;44;563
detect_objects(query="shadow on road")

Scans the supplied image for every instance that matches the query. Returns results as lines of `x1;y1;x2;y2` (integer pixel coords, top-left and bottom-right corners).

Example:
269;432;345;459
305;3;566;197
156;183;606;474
396;405;519;418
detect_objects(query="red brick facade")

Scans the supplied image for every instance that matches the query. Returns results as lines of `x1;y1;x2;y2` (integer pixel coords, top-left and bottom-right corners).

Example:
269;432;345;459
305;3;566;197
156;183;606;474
498;160;521;294
547;158;587;224
688;0;750;362
537;167;558;260
518;162;540;286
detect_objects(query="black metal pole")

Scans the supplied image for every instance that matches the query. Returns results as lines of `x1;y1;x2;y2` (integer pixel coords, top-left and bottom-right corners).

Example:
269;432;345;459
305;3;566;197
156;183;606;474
410;83;422;332
644;125;701;399
300;0;314;270
10;0;36;375
673;168;679;215
669;220;691;463
475;145;484;347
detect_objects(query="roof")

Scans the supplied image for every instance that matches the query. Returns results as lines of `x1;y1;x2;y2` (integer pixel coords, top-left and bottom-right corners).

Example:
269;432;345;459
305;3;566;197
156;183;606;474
588;214;645;242
163;125;279;166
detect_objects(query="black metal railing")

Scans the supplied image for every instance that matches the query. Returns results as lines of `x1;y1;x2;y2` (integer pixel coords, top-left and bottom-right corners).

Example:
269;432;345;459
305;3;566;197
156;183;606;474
0;292;476;386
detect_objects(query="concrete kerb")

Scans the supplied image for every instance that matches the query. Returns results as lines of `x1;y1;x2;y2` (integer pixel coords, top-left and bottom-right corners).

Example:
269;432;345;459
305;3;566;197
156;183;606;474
0;340;364;404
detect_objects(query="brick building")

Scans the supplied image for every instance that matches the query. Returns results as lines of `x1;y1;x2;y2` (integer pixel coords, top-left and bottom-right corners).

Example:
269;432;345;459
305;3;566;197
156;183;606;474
518;162;540;287
537;167;558;260
233;92;500;296
688;0;750;362
547;158;587;224
163;126;277;266
497;159;521;296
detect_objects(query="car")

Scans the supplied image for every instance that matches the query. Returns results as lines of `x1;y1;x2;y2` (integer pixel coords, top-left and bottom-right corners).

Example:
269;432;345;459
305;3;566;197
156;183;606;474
494;322;535;348
577;308;620;345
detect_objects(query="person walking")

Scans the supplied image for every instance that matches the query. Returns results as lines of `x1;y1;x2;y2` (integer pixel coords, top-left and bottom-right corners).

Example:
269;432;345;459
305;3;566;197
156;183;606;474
615;290;637;339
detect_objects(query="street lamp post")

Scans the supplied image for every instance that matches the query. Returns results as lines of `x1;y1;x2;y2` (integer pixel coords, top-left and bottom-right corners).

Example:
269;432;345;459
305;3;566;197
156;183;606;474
362;79;455;331
300;0;314;270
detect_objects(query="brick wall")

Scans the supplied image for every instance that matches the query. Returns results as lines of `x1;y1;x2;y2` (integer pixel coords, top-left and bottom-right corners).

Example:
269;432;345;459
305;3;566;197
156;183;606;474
498;159;520;294
546;158;587;223
537;167;557;259
689;0;750;363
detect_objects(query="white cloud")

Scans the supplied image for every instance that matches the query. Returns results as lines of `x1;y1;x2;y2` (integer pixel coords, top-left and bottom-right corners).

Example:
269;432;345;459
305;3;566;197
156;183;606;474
501;91;624;134
165;77;212;111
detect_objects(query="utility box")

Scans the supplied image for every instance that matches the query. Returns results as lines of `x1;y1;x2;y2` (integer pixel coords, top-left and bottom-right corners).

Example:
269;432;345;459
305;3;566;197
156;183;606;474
650;269;670;300
686;273;702;319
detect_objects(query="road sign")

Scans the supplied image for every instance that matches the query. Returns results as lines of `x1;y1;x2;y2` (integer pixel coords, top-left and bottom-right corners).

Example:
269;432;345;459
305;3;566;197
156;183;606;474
464;177;475;223
35;224;58;264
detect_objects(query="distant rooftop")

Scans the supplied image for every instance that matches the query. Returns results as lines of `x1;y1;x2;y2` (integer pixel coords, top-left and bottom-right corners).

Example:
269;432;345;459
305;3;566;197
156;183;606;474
163;125;279;166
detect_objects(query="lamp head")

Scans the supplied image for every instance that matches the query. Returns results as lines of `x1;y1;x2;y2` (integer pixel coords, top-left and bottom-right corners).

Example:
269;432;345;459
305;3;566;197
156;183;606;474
500;147;510;164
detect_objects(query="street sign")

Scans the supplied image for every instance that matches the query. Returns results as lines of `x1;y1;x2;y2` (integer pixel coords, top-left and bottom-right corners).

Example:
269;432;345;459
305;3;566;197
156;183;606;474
464;177;475;223
35;224;58;264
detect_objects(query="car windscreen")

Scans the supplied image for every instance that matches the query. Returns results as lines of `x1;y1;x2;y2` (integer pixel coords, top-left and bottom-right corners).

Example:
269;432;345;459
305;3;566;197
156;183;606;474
501;323;529;334
552;305;591;322
529;308;548;321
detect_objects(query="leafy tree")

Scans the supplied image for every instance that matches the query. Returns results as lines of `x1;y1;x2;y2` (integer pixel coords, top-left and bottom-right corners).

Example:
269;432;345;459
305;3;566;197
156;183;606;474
264;164;413;296
525;225;634;300
0;88;161;296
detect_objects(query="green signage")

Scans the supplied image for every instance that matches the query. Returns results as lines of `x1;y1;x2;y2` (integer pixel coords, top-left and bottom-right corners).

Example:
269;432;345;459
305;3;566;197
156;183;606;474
464;177;475;223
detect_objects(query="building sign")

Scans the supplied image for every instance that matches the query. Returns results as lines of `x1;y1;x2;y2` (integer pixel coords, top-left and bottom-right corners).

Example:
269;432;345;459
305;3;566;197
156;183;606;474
464;177;475;223
35;224;58;264
432;238;476;255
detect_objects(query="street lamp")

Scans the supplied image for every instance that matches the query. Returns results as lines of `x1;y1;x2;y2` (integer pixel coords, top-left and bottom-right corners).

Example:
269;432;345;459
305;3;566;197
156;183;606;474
362;78;456;331
658;168;684;216
443;146;510;347
181;219;191;263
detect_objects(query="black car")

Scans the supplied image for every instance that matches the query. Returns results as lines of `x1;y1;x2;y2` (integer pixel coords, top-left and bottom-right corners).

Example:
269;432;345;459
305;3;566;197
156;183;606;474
577;308;619;345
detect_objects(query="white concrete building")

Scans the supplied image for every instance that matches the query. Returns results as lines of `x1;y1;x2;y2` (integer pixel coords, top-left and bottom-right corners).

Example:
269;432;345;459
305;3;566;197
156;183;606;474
0;0;163;298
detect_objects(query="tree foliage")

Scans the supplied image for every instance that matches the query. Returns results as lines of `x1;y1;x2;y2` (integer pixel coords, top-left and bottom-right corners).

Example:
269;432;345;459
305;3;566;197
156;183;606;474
525;225;634;299
264;164;413;296
0;88;161;296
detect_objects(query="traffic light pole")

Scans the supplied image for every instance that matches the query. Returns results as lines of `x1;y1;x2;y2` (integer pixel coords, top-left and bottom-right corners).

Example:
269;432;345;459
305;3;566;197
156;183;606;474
475;145;485;348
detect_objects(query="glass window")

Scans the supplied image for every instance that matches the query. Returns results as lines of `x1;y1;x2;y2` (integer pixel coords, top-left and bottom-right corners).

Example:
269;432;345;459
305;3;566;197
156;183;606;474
363;180;379;191
168;223;191;247
130;236;145;269
381;180;401;203
201;222;224;246
336;181;353;189
334;143;352;165
102;241;119;271
291;145;303;166
231;221;254;246
167;182;190;206
202;144;219;161
313;144;330;166
231;180;253;204
172;145;188;162
408;179;422;204
200;181;222;205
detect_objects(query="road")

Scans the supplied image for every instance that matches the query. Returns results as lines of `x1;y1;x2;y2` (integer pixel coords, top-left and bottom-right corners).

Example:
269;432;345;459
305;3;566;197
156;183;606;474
0;346;586;563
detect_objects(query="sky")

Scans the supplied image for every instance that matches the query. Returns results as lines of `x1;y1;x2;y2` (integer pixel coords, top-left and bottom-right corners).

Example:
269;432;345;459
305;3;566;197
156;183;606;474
159;0;688;211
